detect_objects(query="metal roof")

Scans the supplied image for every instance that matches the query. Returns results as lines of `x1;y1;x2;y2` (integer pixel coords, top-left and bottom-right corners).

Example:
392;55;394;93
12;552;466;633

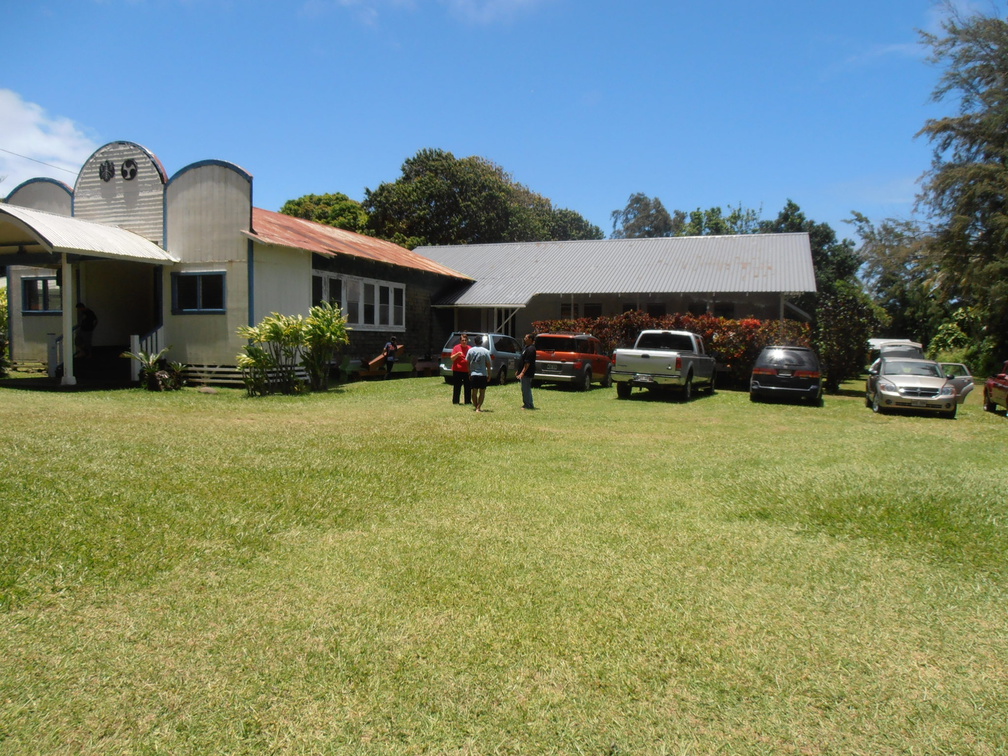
246;208;472;280
0;203;179;264
417;233;817;307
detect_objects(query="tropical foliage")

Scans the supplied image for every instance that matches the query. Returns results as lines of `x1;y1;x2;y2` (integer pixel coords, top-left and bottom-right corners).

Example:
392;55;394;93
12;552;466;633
236;303;350;396
119;347;184;391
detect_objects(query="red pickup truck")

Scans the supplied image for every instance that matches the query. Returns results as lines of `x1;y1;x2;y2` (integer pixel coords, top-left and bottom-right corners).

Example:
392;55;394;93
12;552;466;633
983;360;1008;413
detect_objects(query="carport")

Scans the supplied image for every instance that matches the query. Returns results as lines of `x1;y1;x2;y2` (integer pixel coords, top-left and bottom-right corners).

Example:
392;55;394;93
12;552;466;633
0;204;179;386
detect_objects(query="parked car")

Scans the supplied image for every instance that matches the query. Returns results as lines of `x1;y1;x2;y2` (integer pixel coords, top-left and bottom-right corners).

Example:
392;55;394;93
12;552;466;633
532;333;612;391
983;360;1008;413
749;345;823;405
438;332;522;384
865;357;959;418
939;362;974;403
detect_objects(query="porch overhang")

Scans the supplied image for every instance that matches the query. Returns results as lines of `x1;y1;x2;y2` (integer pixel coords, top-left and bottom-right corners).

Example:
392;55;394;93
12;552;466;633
0;204;179;265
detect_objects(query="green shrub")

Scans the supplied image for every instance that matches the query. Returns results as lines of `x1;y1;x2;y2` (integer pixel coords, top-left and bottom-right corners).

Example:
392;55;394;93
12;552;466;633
237;304;350;396
120;347;184;391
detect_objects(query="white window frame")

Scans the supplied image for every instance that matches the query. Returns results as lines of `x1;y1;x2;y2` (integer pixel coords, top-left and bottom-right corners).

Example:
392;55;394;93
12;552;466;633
311;271;405;332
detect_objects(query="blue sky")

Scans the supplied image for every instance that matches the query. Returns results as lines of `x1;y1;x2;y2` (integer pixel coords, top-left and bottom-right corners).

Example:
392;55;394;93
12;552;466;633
0;0;970;241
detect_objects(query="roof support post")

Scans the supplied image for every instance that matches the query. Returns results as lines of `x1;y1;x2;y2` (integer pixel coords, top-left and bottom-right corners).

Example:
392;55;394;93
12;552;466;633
60;253;76;386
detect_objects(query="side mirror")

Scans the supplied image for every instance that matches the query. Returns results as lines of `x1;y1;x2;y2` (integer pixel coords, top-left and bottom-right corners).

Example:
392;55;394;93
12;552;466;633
869;368;879;376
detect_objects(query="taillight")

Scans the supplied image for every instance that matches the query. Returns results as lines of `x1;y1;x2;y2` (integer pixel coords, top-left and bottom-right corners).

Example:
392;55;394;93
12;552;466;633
675;356;682;371
752;367;777;376
794;370;820;379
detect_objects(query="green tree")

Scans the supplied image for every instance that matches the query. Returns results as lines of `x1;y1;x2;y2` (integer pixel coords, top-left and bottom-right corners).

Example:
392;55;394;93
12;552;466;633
611;196;762;239
917;5;1008;360
677;203;762;236
813;281;884;391
364;148;602;248
759;200;861;322
280;193;369;233
847;212;944;344
610;193;677;238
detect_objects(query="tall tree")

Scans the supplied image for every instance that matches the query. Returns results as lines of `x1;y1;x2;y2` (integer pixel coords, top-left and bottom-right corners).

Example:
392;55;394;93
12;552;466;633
917;4;1008;363
847;212;945;343
280;193;369;233
364;149;602;248
610;193;678;238
677;203;762;236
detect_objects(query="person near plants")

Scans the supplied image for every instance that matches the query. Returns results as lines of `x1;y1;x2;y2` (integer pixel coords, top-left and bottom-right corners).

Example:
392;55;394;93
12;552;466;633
516;332;537;410
383;337;398;379
450;332;471;405
74;302;98;358
466;334;492;412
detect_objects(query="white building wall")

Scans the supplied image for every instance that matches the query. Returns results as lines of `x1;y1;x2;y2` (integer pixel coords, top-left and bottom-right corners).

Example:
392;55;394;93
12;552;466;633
161;161;255;366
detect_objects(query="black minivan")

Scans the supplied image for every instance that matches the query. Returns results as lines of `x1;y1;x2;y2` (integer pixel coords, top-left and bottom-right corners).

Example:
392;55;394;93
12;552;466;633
749;345;823;406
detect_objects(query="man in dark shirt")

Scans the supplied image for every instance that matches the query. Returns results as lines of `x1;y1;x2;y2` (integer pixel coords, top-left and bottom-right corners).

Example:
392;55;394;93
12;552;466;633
516;333;537;410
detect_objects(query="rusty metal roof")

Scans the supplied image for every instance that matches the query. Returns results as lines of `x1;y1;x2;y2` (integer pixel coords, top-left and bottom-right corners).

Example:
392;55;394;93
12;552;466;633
418;233;816;307
0;203;179;264
246;208;471;280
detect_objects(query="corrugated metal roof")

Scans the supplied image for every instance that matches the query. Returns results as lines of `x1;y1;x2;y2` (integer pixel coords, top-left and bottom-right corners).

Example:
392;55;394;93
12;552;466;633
417;233;817;307
0;203;179;263
246;208;472;280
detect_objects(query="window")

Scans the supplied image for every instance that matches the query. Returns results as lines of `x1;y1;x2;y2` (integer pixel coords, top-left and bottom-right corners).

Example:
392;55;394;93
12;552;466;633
583;303;602;319
560;302;579;319
713;302;735;318
22;277;63;313
172;272;225;313
313;272;405;331
312;274;342;309
646;303;666;318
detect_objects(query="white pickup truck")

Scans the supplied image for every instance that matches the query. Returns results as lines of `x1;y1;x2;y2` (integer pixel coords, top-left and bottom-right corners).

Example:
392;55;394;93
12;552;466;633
611;330;717;400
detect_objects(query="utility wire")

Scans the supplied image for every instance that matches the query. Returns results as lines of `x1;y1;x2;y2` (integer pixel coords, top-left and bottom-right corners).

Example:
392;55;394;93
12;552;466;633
0;147;79;175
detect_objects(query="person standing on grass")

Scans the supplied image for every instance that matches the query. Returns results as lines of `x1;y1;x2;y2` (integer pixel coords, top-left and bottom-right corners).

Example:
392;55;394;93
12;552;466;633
466;335;492;412
383;337;397;379
516;333;537;410
450;332;471;405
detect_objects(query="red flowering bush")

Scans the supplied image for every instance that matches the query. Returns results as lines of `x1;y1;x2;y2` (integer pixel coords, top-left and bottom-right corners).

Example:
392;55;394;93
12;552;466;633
532;311;811;388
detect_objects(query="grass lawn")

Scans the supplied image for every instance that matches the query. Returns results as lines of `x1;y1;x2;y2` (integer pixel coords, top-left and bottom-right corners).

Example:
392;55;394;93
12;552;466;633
1;376;1006;754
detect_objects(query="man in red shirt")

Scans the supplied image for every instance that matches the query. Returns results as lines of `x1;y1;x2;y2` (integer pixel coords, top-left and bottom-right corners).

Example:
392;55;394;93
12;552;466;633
450;333;471;405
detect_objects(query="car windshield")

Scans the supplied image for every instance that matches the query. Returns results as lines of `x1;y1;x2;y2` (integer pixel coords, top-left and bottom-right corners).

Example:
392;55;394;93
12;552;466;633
636;332;695;351
444;333;484;349
882;361;942;378
758;348;815;368
536;336;574;351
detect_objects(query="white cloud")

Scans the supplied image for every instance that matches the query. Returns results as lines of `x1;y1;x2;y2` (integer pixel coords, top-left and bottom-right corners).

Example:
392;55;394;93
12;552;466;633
0;90;96;196
439;0;551;24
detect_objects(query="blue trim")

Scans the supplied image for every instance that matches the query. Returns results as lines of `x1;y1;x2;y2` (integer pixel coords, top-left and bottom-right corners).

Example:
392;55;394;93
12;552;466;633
170;271;227;314
3;176;73;202
167;159;253;189
247;240;255;326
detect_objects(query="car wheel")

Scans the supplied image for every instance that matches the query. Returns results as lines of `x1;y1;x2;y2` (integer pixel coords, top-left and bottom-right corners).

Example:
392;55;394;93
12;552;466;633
944;404;958;419
616;381;631;399
497;367;508;385
749;391;759;403
601;366;612;389
707;371;716;395
984;389;997;413
871;391;884;414
578;368;592;392
681;373;693;402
